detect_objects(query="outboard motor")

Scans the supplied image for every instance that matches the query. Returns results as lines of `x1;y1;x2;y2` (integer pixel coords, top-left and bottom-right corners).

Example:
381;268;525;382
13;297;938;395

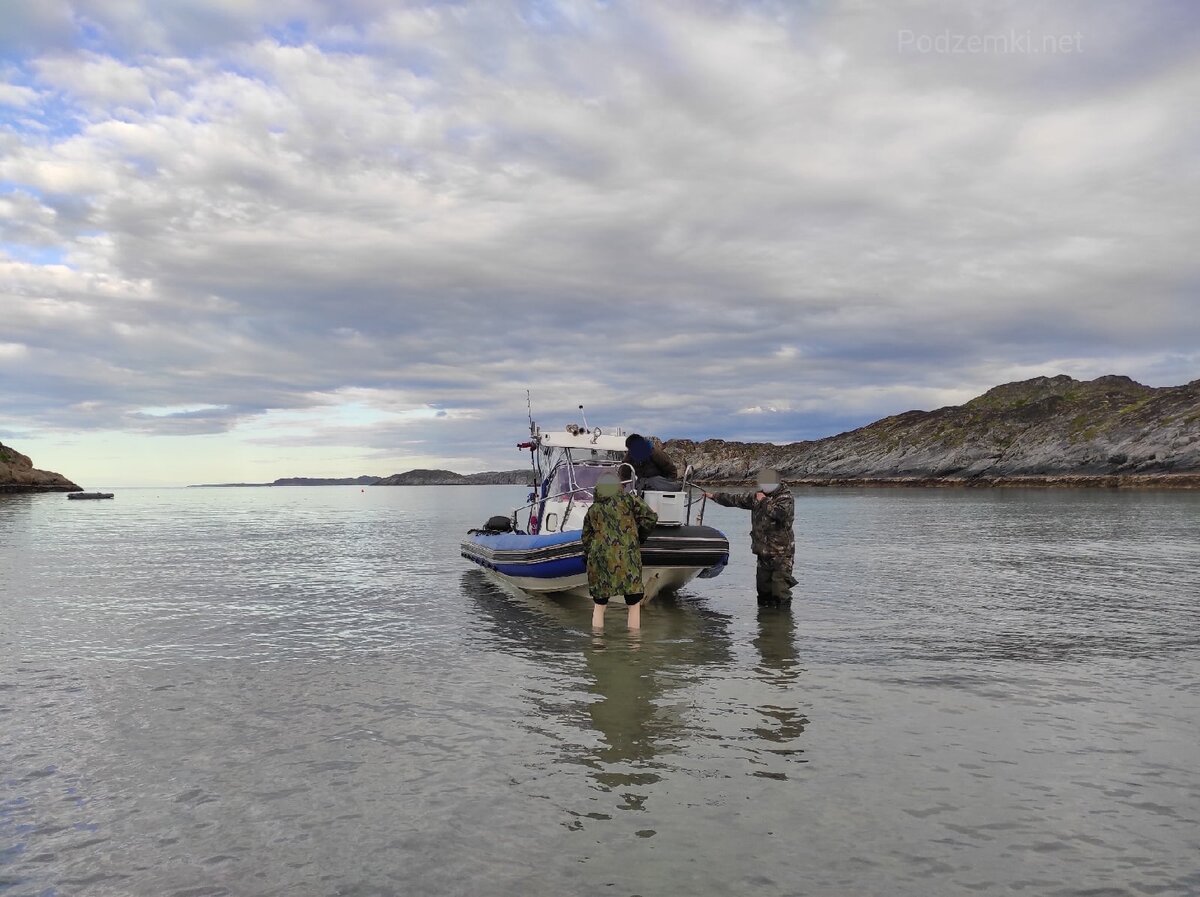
483;515;514;533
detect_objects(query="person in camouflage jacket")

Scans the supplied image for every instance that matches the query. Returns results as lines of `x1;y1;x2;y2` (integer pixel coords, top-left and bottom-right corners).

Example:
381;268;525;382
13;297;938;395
706;468;797;605
581;473;659;629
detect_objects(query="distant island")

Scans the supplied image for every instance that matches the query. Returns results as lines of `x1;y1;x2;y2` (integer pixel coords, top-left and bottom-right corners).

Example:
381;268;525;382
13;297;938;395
374;469;534;485
191;475;383;487
189;469;533;487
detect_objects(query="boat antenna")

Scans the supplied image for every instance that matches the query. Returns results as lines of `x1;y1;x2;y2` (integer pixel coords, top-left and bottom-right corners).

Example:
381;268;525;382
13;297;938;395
579;404;589;431
524;390;540;530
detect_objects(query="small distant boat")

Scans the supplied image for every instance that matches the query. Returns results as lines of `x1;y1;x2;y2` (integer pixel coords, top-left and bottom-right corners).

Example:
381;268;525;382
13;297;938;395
67;492;114;500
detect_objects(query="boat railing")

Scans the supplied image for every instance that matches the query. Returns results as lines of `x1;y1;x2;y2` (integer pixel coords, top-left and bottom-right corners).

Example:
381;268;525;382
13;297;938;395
681;464;707;526
511;462;709;531
509;484;596;533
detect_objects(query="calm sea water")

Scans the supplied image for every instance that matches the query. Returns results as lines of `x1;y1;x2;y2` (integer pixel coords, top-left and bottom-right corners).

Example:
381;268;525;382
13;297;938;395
2;486;1198;897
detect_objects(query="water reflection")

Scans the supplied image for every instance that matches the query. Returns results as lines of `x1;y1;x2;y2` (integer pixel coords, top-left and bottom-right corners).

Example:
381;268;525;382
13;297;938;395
749;607;808;760
578;597;733;797
461;571;735;826
459;570;588;666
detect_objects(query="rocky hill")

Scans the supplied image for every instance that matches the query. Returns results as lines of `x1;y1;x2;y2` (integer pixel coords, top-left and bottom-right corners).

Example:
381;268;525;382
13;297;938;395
664;375;1200;484
272;475;380;486
190;475;381;487
0;442;80;493
374;468;532;486
460;469;536;485
191;470;532;487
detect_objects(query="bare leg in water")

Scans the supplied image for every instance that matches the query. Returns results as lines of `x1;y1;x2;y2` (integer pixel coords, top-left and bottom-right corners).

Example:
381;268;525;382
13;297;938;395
593;594;643;630
626;593;643;630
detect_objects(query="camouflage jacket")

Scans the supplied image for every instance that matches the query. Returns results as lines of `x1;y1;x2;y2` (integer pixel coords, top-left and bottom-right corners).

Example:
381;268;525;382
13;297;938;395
710;486;794;569
580;493;659;598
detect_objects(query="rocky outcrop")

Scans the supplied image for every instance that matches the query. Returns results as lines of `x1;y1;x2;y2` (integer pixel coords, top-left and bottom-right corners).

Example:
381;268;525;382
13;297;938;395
664;375;1200;485
374;468;532;486
271;475;380;486
0;442;81;493
461;469;536;485
375;468;465;485
191;470;532;487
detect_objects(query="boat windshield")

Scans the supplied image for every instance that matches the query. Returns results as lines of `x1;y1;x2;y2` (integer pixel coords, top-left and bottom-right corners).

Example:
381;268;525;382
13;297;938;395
548;463;616;500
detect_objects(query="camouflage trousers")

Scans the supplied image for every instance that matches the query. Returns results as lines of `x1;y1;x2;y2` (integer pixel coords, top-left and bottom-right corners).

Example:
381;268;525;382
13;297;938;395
755;558;797;604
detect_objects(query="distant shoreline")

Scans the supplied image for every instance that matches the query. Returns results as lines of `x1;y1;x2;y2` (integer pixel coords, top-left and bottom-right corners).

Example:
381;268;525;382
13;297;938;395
185;482;531;488
181;474;1200;490
699;474;1200;490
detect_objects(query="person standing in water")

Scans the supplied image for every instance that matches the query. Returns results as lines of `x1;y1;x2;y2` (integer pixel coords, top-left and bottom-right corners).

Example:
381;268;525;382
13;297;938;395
705;468;797;606
582;473;659;630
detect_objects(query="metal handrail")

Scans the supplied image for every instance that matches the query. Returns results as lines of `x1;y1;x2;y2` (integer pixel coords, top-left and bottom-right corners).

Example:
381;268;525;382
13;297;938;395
510;482;614;533
683;463;695;521
511;460;643;531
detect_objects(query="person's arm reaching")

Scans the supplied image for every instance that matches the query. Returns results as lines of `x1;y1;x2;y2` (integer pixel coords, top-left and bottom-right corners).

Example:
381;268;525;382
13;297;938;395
706;491;757;510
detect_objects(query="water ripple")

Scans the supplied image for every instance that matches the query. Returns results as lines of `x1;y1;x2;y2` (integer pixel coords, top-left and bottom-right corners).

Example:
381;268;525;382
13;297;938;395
1;486;1198;896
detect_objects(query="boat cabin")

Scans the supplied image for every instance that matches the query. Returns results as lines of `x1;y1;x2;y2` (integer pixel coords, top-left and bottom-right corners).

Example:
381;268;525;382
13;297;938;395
518;424;693;534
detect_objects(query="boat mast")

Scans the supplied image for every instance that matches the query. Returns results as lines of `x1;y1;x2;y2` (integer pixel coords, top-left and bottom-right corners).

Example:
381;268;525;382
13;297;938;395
524;390;542;532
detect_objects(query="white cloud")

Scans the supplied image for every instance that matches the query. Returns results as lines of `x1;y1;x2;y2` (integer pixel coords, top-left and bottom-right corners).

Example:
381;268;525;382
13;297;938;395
0;342;30;359
0;1;1197;481
33;52;155;107
0;83;40;107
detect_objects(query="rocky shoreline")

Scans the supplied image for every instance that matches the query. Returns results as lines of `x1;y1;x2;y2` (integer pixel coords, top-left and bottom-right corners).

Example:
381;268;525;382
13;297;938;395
0;443;80;494
667;375;1200;484
190;469;533;487
0;483;83;494
697;474;1200;490
374;468;531;486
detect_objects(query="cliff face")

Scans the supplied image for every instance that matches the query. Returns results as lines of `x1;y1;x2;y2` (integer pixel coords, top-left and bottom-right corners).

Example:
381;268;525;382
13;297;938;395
664;375;1200;481
0;442;81;493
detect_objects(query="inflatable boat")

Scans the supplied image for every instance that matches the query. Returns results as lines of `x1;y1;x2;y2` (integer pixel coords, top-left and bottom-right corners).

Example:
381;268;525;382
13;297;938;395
461;417;727;601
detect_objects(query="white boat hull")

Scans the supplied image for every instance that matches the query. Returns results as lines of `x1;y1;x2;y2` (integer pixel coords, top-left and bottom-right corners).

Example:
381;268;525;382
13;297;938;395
479;564;710;603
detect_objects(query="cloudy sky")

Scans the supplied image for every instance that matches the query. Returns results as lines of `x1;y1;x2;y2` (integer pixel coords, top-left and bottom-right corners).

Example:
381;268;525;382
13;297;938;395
2;1;1198;485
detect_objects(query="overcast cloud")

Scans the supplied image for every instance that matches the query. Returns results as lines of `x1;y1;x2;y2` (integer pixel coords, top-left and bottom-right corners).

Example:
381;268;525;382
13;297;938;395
2;1;1198;484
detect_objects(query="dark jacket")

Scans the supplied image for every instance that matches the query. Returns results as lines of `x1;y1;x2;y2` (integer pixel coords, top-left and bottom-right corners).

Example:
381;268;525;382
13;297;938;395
621;446;678;481
709;485;794;571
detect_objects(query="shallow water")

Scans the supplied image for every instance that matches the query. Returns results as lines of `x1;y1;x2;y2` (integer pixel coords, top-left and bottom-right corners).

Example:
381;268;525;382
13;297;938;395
2;486;1198;896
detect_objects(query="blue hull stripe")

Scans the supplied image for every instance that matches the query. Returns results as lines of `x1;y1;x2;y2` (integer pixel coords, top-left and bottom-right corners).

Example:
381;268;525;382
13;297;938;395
462;526;728;582
491;556;586;579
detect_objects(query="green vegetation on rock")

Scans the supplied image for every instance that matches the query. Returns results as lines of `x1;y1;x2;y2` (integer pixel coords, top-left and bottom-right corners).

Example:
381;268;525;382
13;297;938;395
665;374;1200;482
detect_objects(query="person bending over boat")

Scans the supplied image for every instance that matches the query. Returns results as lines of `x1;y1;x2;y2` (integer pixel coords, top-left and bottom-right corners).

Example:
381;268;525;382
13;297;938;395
621;434;679;492
582;473;659;630
705;468;797;606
